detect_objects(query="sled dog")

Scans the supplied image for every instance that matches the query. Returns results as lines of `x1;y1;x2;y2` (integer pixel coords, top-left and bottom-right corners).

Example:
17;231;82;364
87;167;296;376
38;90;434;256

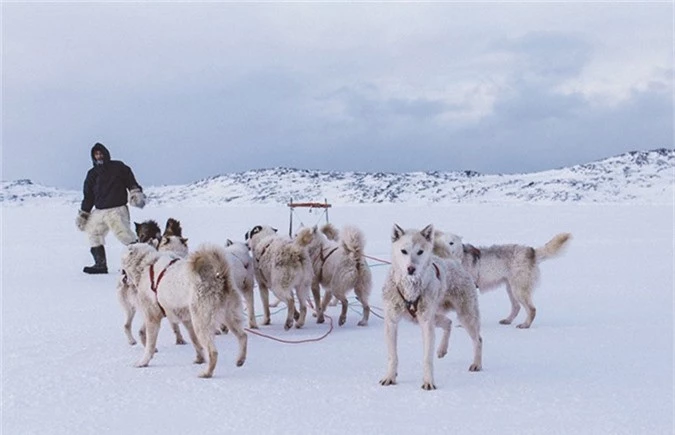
433;231;571;328
295;225;372;326
121;243;247;378
380;224;482;391
225;239;258;329
245;225;313;330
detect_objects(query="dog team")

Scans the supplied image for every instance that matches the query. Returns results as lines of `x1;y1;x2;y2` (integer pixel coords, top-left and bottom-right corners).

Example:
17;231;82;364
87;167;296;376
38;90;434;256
116;216;571;388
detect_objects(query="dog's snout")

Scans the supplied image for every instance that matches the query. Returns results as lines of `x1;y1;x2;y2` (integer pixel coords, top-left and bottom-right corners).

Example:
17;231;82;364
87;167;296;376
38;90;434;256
407;265;416;275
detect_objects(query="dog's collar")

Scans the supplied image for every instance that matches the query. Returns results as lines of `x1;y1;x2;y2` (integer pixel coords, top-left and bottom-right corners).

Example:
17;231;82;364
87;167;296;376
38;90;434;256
397;287;421;319
149;258;180;316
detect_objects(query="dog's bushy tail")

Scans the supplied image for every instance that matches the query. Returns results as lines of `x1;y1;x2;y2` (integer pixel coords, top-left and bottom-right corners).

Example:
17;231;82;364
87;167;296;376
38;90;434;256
294;227;315;248
164;218;183;238
320;223;339;241
341;226;366;262
535;233;572;262
188;244;232;294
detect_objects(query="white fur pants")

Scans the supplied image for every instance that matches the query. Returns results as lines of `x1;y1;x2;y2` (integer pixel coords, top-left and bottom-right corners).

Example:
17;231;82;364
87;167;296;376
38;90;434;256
85;205;137;247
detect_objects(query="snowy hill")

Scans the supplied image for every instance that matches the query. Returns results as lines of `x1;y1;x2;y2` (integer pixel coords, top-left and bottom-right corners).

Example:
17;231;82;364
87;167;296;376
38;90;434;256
2;148;673;206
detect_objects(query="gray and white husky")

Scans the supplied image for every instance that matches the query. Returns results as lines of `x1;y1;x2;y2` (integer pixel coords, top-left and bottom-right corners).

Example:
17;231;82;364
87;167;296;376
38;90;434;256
380;224;482;391
434;231;572;328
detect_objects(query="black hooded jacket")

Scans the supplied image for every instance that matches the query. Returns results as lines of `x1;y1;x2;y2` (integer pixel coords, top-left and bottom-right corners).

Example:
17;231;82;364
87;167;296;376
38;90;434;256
80;143;142;212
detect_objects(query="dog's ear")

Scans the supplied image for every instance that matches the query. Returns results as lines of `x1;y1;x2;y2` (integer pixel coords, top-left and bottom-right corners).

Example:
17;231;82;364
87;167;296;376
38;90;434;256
134;222;140;230
226;239;233;246
392;224;405;242
420;224;434;242
272;227;278;233
180;237;188;245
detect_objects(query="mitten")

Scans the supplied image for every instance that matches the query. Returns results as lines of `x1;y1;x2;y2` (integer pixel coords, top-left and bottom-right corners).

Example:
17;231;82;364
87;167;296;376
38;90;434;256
76;210;90;231
129;188;146;209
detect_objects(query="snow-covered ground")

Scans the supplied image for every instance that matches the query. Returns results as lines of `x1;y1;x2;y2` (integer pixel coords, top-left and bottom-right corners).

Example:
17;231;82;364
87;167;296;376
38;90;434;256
2;203;673;434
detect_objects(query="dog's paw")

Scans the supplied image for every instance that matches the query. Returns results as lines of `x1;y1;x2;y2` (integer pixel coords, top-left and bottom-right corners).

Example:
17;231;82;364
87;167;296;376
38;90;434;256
469;363;482;372
262;317;271;326
134;361;149;368
128;338;137;346
357;319;368;327
421;382;437;391
236;357;246;367
499;319;513;325
379;377;397;386
194;355;205;364
175;337;187;345
316;315;325;324
199;371;213;379
437;348;448;359
284;319;293;330
338;316;347;326
248;323;259;330
516;322;531;329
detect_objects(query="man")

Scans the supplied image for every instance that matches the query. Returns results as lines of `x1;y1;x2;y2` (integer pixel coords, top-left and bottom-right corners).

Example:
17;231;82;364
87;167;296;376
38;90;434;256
75;142;146;274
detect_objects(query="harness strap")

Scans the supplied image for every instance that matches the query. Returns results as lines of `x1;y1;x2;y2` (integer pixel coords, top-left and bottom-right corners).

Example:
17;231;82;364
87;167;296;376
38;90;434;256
318;247;339;282
397;263;440;319
255;241;273;264
149;258;179;316
433;263;441;280
397;287;421;319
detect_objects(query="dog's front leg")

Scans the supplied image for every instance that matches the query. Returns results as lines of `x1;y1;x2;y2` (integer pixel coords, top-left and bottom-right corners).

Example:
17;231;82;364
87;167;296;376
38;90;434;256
135;316;161;368
284;295;296;330
243;288;258;329
434;314;452;359
259;284;271;325
420;317;437;390
312;279;324;324
379;314;398;386
171;322;187;345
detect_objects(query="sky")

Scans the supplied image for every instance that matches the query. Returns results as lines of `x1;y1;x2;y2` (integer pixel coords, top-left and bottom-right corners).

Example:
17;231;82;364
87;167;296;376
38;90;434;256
2;203;673;434
2;2;673;190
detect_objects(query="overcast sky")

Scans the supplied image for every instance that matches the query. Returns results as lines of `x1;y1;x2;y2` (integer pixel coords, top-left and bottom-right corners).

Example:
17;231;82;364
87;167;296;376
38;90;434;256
3;2;673;190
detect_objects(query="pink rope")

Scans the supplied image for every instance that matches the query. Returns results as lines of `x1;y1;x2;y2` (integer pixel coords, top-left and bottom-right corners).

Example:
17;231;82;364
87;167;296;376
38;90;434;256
364;254;391;265
244;314;333;344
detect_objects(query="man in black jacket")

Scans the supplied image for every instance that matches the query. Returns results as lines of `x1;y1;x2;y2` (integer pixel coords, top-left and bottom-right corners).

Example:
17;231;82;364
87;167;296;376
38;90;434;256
76;142;146;274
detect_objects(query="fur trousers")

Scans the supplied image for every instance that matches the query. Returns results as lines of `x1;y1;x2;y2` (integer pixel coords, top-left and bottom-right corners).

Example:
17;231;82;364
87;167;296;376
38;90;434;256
85;205;137;247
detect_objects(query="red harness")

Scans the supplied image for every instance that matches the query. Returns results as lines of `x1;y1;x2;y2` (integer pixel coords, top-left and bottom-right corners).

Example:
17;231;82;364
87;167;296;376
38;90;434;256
149;258;180;316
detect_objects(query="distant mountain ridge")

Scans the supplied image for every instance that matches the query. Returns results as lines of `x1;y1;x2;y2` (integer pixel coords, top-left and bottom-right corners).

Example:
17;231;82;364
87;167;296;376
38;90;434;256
2;148;673;206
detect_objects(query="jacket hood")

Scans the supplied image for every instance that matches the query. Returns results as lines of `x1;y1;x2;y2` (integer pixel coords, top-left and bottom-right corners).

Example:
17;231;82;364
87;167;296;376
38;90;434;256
91;142;111;166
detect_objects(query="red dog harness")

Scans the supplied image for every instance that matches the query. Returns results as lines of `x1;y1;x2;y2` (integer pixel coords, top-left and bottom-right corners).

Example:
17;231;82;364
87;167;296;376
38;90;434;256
149;258;180;316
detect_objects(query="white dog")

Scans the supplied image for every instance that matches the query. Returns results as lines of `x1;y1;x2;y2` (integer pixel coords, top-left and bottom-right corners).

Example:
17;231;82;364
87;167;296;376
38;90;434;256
245;225;313;330
434;231;572;328
117;235;190;347
121;243;247;378
225;239;258;329
380;224;482;391
295;225;372;326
